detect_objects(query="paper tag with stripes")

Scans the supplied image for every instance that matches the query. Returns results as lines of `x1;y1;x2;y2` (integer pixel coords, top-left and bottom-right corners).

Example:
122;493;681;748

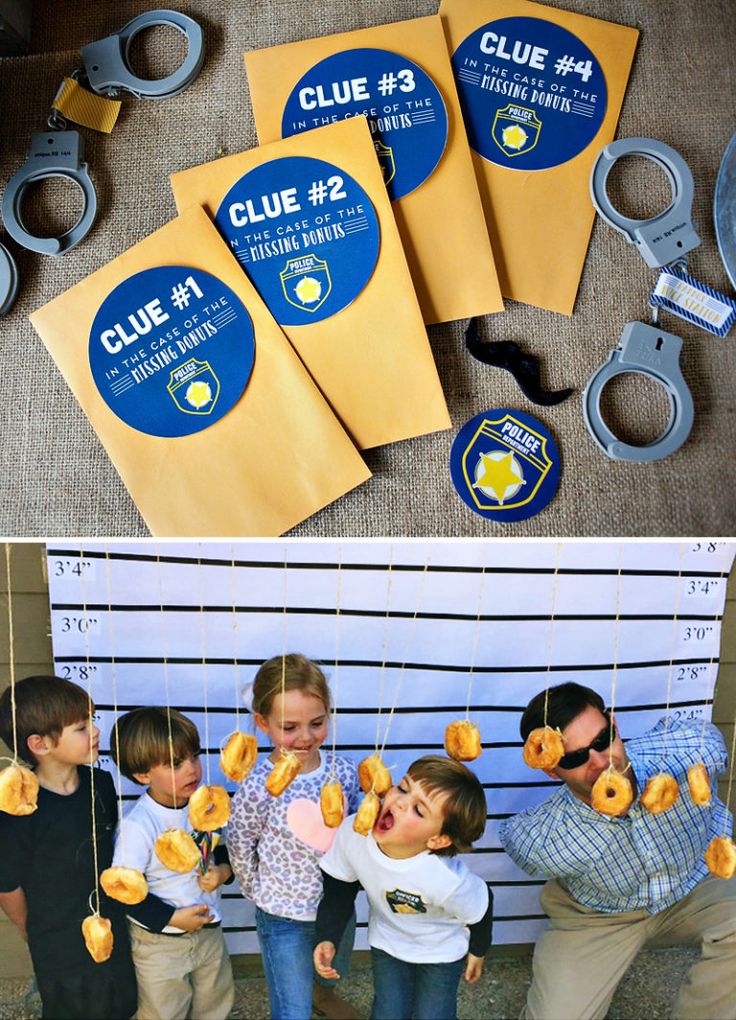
53;77;121;134
651;265;736;337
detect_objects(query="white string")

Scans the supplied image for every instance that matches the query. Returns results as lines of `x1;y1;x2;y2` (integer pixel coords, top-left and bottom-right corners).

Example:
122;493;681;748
155;546;177;807
662;543;686;753
542;543;563;729
608;543;625;765
465;562;488;720
196;545;211;786
330;546;343;780
229;545;241;730
78;545;101;916
374;545;394;753
103;545;125;860
4;544;17;760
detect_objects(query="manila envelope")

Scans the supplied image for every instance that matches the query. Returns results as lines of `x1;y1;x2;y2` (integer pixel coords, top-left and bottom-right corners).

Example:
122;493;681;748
30;205;370;537
244;15;504;324
170;117;451;450
440;0;638;314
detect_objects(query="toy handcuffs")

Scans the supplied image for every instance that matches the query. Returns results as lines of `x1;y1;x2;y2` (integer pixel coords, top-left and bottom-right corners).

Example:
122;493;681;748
582;321;694;462
0;240;19;316
1;10;203;257
584;138;698;461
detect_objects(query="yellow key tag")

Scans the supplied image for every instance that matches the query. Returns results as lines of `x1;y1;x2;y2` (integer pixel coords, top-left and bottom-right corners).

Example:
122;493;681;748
53;77;122;134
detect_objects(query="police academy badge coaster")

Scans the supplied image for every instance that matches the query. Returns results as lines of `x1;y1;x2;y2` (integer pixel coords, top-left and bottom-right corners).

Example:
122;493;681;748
450;408;560;522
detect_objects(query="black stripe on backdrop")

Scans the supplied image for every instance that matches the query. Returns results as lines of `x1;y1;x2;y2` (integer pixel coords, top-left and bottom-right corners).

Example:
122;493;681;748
46;546;730;578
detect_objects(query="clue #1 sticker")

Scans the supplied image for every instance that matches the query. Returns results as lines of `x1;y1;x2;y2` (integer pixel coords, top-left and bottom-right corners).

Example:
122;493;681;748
89;267;255;438
450;408;560;522
452;17;607;170
215;155;380;326
281;48;449;201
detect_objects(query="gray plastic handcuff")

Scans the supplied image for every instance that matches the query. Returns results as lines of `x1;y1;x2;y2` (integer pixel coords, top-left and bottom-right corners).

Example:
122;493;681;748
584;138;697;461
1;10;203;257
0;241;19;317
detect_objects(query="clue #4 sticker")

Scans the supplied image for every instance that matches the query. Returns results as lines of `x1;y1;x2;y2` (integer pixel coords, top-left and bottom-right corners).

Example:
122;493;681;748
215;155;380;326
281;48;449;200
452;17;607;170
450;408;560;522
89;266;255;438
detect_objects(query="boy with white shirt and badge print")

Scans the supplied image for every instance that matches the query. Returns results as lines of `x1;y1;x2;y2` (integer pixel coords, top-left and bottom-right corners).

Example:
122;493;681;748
314;755;493;1020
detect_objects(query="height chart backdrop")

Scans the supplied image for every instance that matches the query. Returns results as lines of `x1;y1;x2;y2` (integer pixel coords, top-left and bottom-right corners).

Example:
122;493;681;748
46;541;735;951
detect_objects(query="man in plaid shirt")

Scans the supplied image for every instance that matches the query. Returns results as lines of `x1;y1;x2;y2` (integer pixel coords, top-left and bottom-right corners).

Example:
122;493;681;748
499;682;736;1019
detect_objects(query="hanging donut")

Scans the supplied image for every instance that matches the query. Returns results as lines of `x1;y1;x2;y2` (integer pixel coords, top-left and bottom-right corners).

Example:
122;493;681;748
358;752;392;796
687;763;711;806
220;731;258;782
591;767;633;816
82;914;113;963
100;866;148;905
155;828;201;873
320;780;344;828
353;790;380;835
640;772;679;814
444;720;482;762
188;784;231;830
705;835;736;880
265;749;301;797
523;726;565;770
0;762;39;816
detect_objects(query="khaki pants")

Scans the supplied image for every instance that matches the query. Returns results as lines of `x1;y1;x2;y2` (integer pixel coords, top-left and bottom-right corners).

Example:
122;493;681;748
129;923;234;1020
522;876;736;1020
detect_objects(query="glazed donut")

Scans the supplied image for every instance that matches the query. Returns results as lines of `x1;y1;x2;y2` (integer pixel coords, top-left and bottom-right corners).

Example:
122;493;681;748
358;753;392;796
444;720;482;762
220;731;258;782
0;763;39;816
640;772;679;814
100;866;148;905
155;828;201;873
705;835;736;880
353;790;380;836
82;915;113;963
265;750;301;797
523;727;565;770
188;784;231;831
591;767;634;816
687;763;711;806
320;780;344;828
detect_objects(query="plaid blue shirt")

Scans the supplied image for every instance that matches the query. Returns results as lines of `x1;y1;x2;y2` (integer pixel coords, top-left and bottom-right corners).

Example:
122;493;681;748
499;719;732;914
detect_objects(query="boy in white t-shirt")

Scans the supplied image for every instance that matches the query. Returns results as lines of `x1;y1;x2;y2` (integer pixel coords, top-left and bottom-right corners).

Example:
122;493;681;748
111;707;235;1020
314;755;493;1020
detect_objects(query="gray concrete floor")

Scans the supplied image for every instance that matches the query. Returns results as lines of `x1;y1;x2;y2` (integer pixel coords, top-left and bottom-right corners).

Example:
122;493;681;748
0;946;701;1018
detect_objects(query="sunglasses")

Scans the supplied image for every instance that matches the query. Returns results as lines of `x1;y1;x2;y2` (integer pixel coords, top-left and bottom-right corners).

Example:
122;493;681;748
557;714;615;770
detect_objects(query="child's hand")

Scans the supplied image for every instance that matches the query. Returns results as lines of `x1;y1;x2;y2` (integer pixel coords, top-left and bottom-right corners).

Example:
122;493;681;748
314;941;340;980
198;863;231;892
463;953;484;984
170;904;214;931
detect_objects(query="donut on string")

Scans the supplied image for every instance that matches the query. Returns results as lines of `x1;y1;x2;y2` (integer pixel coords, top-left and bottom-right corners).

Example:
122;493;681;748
358;752;392;796
354;790;381;836
445;720;482;762
155;828;201;873
687;763;711;806
640;772;679;814
100;866;148;905
591;767;634;817
265;749;301;797
82;914;113;964
320;779;344;828
220;731;258;782
705;835;736;880
0;760;39;815
188;784;231;831
523;726;565;770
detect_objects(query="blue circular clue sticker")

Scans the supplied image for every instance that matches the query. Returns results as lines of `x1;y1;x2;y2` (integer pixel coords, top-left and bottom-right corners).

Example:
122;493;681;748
282;48;449;200
216;156;380;326
451;17;607;171
89;266;255;438
450;408;560;522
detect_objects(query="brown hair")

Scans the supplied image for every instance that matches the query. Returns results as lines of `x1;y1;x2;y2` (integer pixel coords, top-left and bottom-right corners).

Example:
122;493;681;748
251;654;331;718
520;683;606;741
111;706;201;782
0;675;91;764
407;755;487;856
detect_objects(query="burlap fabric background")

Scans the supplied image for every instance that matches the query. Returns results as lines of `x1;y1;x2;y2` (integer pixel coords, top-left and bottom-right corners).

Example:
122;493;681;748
0;0;734;537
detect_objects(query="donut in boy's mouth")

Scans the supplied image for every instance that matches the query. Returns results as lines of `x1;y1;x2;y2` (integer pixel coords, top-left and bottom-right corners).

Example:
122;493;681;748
375;807;394;834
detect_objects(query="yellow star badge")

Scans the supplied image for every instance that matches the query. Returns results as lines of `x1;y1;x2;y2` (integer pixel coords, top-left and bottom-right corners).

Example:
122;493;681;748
473;451;524;504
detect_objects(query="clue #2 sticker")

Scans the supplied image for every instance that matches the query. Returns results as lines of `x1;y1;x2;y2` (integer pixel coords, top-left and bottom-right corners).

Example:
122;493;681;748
450;408;560;522
89;267;255;438
215;156;380;326
452;17;607;170
281;48;449;200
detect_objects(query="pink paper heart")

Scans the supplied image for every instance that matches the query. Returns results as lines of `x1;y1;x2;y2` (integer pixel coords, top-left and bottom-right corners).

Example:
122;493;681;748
286;797;342;853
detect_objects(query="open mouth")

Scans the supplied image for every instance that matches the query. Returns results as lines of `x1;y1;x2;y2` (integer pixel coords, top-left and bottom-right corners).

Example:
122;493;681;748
375;807;394;835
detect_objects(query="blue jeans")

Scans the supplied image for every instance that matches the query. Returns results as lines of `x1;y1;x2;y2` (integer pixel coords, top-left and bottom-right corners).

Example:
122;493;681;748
255;907;356;1020
370;947;465;1020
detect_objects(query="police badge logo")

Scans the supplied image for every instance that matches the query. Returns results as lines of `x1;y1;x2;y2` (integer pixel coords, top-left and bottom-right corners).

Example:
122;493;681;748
280;253;332;313
492;104;542;158
385;889;427;915
374;139;397;187
167;358;221;416
450;409;560;522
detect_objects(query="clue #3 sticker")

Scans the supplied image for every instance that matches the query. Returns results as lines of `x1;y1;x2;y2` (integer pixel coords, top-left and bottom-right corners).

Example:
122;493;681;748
89;267;255;438
452;17;607;170
450;408;560;522
281;48;449;200
215;155;380;326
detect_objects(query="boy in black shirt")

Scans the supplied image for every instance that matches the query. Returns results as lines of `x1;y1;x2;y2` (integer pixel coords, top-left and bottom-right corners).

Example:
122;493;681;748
0;675;137;1020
